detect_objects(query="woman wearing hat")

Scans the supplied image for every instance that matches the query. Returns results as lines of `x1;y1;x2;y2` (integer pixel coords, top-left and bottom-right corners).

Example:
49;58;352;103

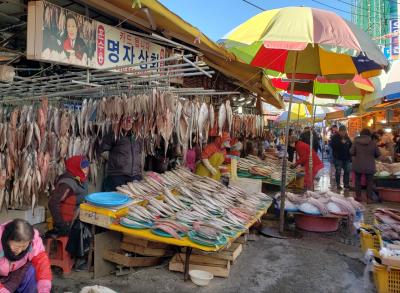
48;155;90;271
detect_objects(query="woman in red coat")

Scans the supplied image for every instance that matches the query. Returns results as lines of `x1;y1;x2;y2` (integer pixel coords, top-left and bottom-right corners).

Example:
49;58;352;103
293;140;324;189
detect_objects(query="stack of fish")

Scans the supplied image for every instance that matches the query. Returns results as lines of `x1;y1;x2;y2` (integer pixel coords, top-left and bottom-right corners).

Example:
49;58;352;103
116;166;272;243
275;190;365;217
376;161;400;176
238;155;296;182
375;208;400;241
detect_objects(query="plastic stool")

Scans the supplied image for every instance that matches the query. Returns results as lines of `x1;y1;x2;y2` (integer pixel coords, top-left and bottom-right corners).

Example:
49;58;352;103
45;236;73;274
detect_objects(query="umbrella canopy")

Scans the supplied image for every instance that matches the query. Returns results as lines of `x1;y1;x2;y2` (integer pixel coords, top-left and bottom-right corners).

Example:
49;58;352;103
383;60;400;101
220;7;388;79
271;75;374;100
277;103;309;122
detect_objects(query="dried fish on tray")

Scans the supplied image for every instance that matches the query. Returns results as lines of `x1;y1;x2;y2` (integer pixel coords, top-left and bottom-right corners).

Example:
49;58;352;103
116;166;273;246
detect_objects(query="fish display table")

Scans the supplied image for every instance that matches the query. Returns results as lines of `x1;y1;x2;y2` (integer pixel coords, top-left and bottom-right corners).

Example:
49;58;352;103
80;202;271;280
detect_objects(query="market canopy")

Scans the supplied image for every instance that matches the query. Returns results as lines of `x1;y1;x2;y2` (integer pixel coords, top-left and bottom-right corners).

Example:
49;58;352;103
82;0;283;108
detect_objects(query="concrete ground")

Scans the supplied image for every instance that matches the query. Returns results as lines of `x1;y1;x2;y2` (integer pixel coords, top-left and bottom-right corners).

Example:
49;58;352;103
52;162;398;293
53;227;373;293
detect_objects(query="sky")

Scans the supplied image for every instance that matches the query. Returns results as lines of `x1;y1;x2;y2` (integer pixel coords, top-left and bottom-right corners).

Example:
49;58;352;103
159;0;351;41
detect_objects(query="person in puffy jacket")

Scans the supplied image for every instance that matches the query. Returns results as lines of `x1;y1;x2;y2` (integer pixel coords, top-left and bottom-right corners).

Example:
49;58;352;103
350;128;381;202
48;155;89;235
0;219;52;293
99;115;143;191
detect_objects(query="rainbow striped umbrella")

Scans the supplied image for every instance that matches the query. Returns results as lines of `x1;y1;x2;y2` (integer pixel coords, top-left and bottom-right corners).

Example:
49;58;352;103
220;7;388;79
270;74;374;100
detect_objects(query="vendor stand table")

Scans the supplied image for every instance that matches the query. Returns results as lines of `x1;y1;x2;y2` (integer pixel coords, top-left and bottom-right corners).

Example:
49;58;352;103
374;176;400;189
80;201;272;280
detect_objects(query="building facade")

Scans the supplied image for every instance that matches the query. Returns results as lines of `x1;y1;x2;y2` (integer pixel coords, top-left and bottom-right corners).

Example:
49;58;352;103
352;0;399;60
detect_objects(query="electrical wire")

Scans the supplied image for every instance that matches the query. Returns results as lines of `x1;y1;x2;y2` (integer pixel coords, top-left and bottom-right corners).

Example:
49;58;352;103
241;0;265;11
311;0;377;18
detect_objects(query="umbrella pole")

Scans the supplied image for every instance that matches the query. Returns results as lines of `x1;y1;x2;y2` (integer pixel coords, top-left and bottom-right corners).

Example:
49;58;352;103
309;93;316;191
279;52;298;234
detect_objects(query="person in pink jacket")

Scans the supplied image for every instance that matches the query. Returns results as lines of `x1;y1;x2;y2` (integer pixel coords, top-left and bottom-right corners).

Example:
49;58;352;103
0;219;52;293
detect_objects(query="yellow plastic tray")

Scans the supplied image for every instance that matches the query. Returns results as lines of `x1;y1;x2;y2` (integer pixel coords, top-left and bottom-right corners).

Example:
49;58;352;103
107;203;271;252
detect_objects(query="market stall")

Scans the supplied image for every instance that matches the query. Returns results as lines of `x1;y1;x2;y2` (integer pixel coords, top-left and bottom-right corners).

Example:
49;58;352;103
79;167;273;279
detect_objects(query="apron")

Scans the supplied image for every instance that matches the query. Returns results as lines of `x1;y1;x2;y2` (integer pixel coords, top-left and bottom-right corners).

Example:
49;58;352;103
195;152;225;181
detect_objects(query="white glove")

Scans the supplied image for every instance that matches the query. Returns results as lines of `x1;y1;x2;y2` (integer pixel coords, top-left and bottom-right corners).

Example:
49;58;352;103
202;159;217;176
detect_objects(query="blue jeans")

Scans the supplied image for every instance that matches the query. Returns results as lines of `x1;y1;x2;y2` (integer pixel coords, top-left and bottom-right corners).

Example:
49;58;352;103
333;158;351;187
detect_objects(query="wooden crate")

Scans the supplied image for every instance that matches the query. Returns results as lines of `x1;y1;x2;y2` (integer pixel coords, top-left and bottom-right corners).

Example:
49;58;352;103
120;242;174;257
183;243;242;262
235;235;247;244
80;209;115;228
122;235;170;249
169;253;230;278
103;249;163;267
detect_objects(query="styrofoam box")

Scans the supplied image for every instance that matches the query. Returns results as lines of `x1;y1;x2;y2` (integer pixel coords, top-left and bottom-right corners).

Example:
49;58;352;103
230;177;262;194
0;206;45;225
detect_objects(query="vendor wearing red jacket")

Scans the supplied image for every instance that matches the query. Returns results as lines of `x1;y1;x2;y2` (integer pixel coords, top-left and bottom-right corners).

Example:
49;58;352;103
48;155;90;270
195;132;230;180
49;155;89;235
293;140;324;189
0;219;52;293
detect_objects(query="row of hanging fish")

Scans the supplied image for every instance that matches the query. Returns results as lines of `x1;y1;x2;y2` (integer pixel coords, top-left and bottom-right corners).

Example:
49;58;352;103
0;97;101;211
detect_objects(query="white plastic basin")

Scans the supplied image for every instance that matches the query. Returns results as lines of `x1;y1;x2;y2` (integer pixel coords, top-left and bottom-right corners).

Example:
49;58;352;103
189;270;214;286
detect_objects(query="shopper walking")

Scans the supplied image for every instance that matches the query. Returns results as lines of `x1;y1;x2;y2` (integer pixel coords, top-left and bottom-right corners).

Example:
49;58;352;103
287;129;297;162
330;125;352;190
350;128;381;203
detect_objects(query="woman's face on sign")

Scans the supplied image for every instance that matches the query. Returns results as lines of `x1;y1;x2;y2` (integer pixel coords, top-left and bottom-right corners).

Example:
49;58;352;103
67;18;78;40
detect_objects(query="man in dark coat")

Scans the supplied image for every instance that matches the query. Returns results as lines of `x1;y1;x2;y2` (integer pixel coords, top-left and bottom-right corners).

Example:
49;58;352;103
99;115;143;191
330;125;352;190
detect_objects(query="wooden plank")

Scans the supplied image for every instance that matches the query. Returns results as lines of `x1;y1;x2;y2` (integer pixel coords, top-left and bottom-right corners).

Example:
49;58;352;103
175;253;228;266
123;235;170;249
182;243;243;262
120;242;173;257
103;249;163;267
94;231;121;278
169;254;230;278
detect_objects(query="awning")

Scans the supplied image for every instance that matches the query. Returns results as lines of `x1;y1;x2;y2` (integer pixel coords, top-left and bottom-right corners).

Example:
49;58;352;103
83;0;283;108
326;110;345;120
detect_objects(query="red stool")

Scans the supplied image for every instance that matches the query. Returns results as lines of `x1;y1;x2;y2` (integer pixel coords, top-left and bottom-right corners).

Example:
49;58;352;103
45;236;73;274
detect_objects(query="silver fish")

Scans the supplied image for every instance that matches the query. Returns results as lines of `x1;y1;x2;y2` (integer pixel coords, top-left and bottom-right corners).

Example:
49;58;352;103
226;100;233;134
218;102;226;136
198;102;209;142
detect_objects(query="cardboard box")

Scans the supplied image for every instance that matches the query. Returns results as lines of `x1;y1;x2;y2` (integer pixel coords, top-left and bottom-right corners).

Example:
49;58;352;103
0;206;45;225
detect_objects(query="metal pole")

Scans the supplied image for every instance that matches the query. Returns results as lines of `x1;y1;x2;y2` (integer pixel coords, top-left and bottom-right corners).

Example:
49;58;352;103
308;93;316;191
279;52;298;234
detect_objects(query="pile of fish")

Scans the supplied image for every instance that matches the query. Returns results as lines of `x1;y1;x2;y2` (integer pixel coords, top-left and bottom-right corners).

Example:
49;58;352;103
376;161;400;176
375;208;400;241
118;166;272;246
0;97;101;211
238;155;297;182
275;190;365;217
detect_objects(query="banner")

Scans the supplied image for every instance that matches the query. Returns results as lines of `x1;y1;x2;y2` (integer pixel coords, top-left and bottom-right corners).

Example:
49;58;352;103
27;1;165;72
390;19;399;60
95;23;165;73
